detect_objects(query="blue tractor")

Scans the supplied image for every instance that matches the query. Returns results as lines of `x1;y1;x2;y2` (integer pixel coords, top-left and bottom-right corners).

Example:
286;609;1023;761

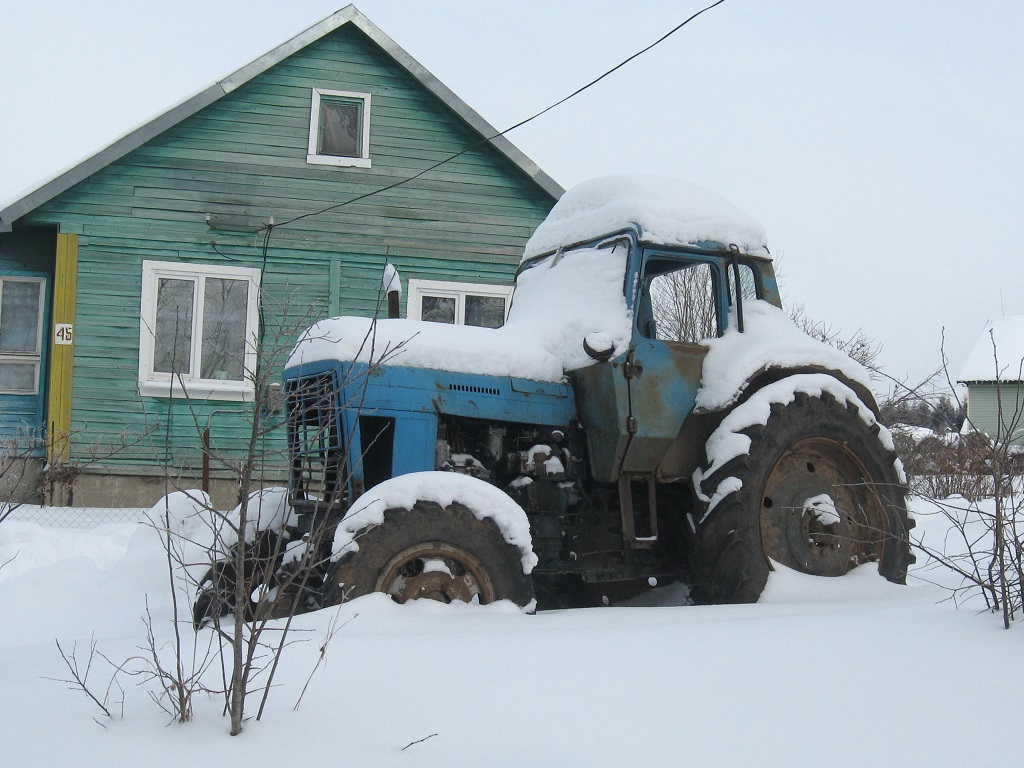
197;177;913;621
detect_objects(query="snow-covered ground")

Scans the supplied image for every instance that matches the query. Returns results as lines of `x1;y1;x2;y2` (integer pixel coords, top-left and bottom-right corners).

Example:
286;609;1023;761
0;495;1020;767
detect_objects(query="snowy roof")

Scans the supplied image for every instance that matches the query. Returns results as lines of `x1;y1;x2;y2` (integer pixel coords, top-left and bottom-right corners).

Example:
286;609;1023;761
958;316;1024;382
522;175;768;261
0;4;562;231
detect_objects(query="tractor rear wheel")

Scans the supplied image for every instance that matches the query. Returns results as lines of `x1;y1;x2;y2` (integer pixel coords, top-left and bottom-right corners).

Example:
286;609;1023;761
691;392;914;604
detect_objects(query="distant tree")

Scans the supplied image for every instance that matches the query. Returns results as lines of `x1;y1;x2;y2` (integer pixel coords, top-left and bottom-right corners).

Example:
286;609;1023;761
788;304;881;372
648;264;717;343
930;395;961;433
912;400;932;427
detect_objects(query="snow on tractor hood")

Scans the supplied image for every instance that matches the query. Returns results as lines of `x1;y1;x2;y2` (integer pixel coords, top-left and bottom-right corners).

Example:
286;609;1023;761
695;300;876;412
287;242;633;382
522;174;769;261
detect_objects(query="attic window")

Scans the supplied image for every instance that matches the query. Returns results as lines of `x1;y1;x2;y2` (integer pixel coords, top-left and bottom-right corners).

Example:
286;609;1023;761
307;88;371;168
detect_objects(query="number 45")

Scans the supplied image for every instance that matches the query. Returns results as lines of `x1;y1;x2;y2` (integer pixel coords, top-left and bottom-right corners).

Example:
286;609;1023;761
54;324;74;345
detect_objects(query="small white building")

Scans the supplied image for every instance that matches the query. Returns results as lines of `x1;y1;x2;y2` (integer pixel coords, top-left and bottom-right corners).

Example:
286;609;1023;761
959;317;1024;446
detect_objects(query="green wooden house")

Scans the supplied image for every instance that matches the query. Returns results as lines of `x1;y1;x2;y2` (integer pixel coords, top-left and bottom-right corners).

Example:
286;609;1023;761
0;5;561;507
958;317;1024;447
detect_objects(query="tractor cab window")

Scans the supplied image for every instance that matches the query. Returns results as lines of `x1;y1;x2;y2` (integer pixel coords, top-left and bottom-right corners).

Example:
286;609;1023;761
727;261;759;308
640;261;720;343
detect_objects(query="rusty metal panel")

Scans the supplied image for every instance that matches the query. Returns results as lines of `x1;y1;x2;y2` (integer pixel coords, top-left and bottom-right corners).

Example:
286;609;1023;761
569;359;631;482
621;339;707;473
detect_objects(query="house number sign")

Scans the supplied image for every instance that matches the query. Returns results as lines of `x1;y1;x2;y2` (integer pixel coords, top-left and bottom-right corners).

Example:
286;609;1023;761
54;323;74;345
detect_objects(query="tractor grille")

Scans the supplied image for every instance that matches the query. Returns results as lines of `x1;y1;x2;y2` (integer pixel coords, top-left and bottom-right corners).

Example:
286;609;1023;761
285;371;347;514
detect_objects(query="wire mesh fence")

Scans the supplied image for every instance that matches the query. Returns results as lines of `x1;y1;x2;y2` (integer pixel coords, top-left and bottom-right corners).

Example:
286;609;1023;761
3;504;149;529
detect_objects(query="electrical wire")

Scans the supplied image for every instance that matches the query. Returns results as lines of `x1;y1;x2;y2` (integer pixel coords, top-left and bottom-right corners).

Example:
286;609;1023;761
263;0;728;232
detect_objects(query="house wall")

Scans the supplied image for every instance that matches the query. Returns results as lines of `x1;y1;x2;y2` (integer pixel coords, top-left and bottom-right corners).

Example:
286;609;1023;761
966;382;1024;446
0;228;56;273
17;23;555;508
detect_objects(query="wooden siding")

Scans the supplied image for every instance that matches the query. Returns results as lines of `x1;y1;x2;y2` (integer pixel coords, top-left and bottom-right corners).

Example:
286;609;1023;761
21;23;555;472
966;383;1024;445
0;228;57;273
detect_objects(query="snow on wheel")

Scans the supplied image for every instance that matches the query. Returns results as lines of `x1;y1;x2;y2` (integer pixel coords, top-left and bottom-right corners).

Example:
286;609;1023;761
691;383;914;604
325;501;536;608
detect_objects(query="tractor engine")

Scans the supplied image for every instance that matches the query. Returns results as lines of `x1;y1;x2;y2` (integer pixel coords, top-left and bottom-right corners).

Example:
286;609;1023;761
434;416;585;567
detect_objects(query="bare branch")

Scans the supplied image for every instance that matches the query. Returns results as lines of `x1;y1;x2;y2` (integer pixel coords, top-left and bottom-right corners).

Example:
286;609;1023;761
50;638;114;721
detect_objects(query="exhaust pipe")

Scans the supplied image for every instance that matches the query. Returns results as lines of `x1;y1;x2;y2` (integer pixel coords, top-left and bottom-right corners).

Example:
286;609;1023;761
382;263;402;319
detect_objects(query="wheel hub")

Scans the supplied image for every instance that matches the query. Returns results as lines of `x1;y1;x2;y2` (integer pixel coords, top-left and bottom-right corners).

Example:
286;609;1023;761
760;437;883;577
376;542;495;604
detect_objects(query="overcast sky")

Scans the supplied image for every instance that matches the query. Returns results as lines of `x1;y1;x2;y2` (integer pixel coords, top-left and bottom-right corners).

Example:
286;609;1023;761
2;0;1021;393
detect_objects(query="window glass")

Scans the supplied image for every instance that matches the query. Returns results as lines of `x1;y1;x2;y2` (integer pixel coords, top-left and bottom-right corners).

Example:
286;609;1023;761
465;295;506;328
646;263;718;343
200;278;248;381
421;295;456;324
729;262;759;305
0;362;36;392
307;88;370;167
154;278;194;374
0;280;41;353
318;99;361;157
408;279;513;327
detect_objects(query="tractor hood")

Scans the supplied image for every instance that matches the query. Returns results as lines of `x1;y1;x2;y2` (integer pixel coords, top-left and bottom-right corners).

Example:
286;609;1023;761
288;242;633;383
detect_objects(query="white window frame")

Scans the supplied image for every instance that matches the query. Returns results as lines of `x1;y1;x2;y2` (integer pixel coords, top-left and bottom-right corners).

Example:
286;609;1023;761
138;261;261;401
0;276;45;395
307;87;372;168
407;279;513;327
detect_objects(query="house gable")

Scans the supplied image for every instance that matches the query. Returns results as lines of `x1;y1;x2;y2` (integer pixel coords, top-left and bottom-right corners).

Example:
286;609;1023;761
0;5;560;231
960;316;1024;446
0;8;561;505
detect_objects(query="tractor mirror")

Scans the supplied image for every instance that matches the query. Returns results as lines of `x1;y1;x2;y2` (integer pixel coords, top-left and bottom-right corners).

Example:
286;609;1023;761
583;333;615;362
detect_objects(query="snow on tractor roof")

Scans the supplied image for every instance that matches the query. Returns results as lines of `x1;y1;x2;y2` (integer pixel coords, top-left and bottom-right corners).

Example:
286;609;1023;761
522;174;769;261
958;316;1024;383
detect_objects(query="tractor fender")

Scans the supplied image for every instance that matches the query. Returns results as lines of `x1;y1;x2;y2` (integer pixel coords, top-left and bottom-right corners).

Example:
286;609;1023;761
331;471;537;575
657;366;883;483
728;364;881;416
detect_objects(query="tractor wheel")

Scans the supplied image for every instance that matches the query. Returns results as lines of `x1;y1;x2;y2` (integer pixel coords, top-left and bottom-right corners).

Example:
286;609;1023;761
324;501;535;608
192;529;289;628
691;392;914;604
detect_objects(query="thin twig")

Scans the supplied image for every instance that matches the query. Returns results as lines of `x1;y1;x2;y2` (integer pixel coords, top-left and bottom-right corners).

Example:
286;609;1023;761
51;638;113;720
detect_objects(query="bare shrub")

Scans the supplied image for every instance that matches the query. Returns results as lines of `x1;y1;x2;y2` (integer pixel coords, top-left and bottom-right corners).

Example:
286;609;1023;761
909;331;1024;628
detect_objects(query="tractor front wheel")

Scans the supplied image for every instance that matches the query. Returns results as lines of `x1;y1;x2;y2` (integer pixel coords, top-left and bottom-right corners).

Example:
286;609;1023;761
324;501;535;608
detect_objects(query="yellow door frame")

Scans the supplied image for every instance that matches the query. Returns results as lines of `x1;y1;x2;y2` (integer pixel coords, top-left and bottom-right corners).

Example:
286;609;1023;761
46;233;78;464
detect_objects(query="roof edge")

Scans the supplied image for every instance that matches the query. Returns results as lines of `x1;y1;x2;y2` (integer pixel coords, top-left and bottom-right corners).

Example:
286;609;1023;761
958;378;1024;385
1;4;562;232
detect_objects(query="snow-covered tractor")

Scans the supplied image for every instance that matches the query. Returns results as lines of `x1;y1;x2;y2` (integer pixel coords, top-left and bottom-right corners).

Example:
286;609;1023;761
195;176;913;622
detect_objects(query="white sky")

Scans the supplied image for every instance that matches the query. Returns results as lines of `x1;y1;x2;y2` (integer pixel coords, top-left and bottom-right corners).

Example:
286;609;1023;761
2;0;1021;393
